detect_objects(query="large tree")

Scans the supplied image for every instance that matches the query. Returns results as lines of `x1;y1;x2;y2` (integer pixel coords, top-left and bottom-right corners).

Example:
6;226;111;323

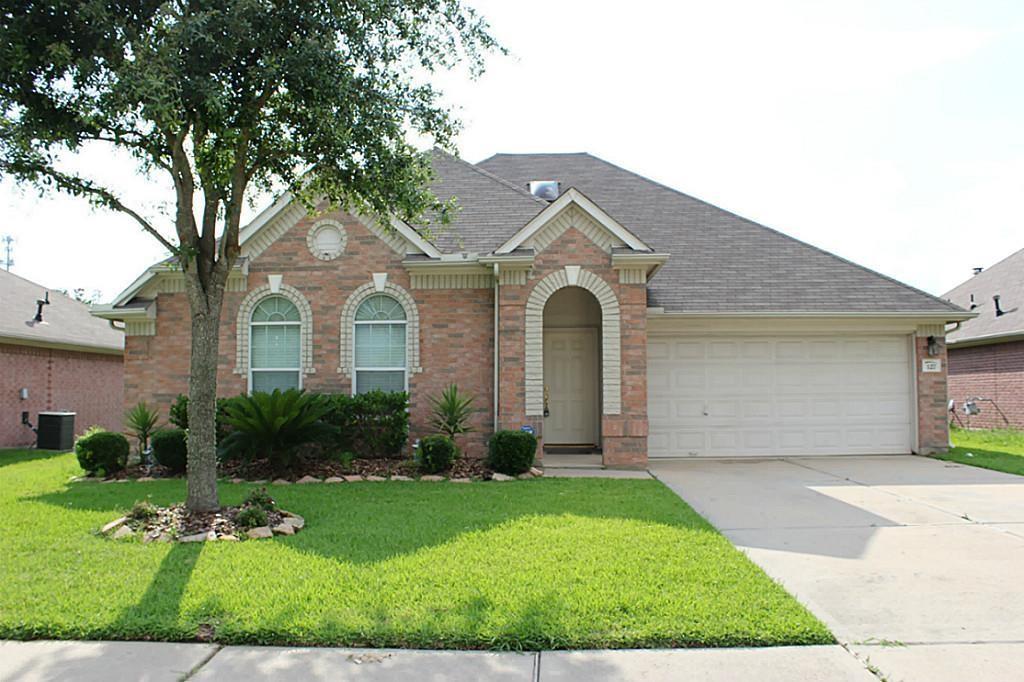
0;0;500;511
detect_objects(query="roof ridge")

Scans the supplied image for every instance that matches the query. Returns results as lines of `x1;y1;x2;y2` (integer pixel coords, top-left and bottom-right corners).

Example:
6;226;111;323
572;153;966;314
433;148;548;206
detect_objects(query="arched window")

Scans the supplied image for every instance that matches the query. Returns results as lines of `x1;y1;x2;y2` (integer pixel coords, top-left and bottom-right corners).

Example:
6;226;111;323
353;294;407;394
249;296;302;392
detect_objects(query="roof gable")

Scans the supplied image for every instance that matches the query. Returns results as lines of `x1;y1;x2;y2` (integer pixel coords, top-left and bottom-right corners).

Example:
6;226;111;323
495;187;651;255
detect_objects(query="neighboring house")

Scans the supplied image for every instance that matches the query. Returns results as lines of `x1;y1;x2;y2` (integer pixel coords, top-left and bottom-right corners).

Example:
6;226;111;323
943;247;1024;429
91;150;971;466
1;269;124;447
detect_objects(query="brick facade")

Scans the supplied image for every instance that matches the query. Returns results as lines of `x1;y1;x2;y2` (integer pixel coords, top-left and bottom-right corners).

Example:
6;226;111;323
124;207;495;457
914;334;951;454
948;340;1024;429
1;343;123;447
496;226;648;468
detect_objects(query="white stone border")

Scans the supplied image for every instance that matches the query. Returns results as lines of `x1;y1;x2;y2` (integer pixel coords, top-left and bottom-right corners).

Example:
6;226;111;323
337;280;422;377
305;219;348;261
233;283;316;379
524;268;621;416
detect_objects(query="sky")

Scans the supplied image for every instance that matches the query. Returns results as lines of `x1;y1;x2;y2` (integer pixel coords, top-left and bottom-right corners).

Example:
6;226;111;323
1;0;1021;303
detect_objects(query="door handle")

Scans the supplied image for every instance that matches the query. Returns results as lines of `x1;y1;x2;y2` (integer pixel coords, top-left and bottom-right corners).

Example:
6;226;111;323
543;385;551;418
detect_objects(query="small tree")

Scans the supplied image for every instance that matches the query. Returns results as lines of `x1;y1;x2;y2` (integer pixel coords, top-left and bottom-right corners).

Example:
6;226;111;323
0;1;501;511
429;384;474;449
125;401;161;458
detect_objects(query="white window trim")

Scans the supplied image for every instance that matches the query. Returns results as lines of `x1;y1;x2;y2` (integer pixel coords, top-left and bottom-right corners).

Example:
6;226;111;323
248;301;303;391
234;284;315;391
338;280;421;380
351;303;409;396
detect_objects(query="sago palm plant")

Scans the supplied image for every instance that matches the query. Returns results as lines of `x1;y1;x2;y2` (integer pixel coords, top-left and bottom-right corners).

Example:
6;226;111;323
428;384;474;450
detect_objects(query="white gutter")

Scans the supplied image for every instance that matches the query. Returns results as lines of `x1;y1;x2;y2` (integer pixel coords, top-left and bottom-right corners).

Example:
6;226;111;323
493;262;500;430
647;309;977;322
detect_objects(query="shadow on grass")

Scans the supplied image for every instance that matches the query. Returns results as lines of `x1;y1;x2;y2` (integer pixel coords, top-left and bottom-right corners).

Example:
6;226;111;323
0;448;68;469
936;447;1024;477
110;542;205;641
28;478;716;565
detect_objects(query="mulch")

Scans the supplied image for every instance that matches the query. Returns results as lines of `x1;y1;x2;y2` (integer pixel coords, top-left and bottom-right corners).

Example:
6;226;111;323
128;502;287;541
99;452;494;482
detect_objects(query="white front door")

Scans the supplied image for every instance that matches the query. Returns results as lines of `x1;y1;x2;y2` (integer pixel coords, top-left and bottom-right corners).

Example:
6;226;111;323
544;329;599;445
647;334;914;457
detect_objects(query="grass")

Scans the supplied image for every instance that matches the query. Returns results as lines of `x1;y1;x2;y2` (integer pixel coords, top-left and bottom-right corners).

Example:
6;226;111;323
938;427;1024;476
0;448;831;650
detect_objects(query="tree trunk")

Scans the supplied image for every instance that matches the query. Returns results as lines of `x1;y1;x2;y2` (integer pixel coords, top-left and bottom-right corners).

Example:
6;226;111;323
185;283;226;512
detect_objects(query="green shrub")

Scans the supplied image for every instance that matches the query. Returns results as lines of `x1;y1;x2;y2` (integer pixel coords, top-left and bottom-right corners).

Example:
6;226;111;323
243;487;276;511
235;506;267;529
128;500;157;522
75;429;129;476
417;435;457;474
151;428;188;473
124;401;160;456
486;430;537;475
218;389;337;473
429;384;474;446
325;390;409;458
332;451;356;468
169;394;234;441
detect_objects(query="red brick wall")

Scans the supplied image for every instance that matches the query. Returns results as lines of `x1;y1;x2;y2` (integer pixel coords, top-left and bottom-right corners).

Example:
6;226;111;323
497;226;648;468
915;335;950;454
1;343;123;447
948;340;1024;430
124;207;494;457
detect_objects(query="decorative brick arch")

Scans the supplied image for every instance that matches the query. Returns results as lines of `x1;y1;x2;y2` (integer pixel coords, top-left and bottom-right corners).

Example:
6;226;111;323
524;268;621;416
338;280;422;377
234;284;315;377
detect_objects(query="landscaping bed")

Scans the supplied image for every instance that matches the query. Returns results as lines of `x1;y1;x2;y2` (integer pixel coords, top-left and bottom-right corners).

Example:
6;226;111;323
0;448;832;650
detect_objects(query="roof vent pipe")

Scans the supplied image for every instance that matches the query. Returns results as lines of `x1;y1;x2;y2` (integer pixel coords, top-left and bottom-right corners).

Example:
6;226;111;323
994;295;1005;317
528;181;560;201
973;267;984;275
33;291;50;323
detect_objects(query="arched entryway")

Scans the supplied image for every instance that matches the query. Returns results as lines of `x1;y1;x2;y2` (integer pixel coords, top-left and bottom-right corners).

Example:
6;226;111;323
543;287;602;447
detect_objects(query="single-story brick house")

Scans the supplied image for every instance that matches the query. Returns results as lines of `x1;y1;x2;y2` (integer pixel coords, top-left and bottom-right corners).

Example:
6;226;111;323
943;247;1024;429
91;150;972;466
1;269;124;447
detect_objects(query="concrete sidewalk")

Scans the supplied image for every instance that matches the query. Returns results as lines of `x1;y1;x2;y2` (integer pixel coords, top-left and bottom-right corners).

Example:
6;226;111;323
0;640;877;681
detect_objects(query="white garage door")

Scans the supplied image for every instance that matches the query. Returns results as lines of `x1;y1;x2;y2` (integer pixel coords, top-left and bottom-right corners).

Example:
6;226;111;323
647;335;913;457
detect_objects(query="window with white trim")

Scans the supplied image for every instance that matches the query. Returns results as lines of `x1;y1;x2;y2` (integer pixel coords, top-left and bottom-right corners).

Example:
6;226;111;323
353;294;407;394
249;296;302;392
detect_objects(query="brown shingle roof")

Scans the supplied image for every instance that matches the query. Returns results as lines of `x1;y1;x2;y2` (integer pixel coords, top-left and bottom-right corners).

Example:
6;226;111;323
0;269;123;353
477;152;964;316
943;247;1024;345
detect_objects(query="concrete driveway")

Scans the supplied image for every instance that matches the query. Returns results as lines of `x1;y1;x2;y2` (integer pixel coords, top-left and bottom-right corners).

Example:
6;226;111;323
652;455;1024;682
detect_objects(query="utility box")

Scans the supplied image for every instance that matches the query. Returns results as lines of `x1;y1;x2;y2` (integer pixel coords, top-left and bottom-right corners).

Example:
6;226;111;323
37;411;76;451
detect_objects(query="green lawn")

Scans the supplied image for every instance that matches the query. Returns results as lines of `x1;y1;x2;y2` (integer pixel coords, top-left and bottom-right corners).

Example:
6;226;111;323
938;427;1024;476
0;449;830;650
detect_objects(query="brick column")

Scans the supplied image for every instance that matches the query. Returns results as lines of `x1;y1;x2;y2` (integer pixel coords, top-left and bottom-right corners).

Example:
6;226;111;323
915;331;950;454
496;276;544;456
601;280;648;469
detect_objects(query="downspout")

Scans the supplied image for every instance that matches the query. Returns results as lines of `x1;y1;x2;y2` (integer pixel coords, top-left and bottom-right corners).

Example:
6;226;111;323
493;263;500;430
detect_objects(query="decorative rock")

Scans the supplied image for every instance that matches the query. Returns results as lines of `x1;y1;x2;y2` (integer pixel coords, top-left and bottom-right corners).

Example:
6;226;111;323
390;475;413;481
246;526;273;539
137;476;156;482
324;476;345;483
250;479;268;484
272;478;291;485
529;467;543;477
180;531;215;543
365;475;386;482
272;523;295;536
343;475;363;483
420;475;445;481
281;514;305;530
230;477;245;484
296;475;320;484
111;525;134;540
219;534;239;542
142;532;161;544
517;473;533;480
491;472;514;481
101;517;127;534
450;478;472;483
